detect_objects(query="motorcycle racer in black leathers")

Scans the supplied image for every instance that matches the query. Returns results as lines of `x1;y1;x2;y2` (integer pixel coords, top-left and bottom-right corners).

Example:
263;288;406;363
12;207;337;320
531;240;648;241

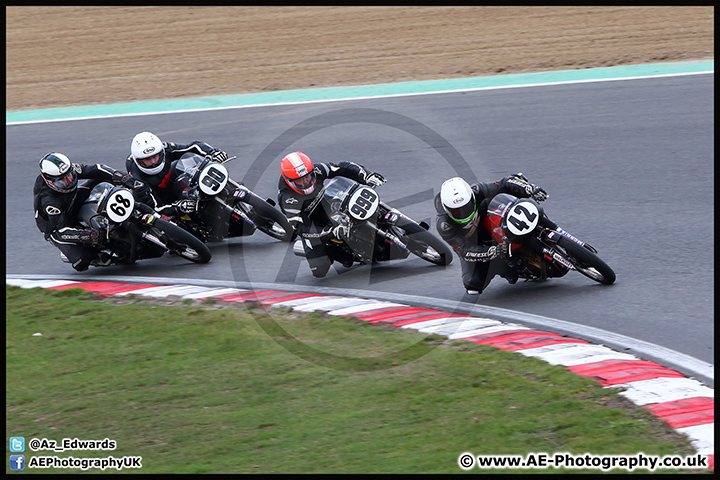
34;152;135;271
124;131;228;218
435;174;549;295
277;151;386;278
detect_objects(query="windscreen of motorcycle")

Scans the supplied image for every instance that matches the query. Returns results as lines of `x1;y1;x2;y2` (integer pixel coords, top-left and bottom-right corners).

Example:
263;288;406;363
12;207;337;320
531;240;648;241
172;156;202;198
78;182;114;226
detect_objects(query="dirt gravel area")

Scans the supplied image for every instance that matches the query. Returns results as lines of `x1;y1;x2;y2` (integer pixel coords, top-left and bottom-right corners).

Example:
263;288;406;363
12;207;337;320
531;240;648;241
5;6;714;112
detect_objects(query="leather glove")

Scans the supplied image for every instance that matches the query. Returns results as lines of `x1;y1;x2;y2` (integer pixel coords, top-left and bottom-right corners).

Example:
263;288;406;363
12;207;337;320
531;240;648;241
79;227;103;246
112;171;135;188
511;173;548;202
529;186;548;202
173;198;197;214
365;172;386;187
484;243;507;261
332;223;350;241
495;241;509;258
331;213;351;240
208;150;229;163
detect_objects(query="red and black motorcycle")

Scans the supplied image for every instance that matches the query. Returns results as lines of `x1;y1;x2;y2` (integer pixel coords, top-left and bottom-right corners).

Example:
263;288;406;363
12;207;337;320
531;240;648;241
484;192;615;285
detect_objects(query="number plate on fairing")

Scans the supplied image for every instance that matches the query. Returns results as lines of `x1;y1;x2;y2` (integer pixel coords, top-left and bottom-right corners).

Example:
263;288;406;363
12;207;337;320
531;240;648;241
348;186;379;221
198;163;228;196
107;189;135;223
505;200;539;237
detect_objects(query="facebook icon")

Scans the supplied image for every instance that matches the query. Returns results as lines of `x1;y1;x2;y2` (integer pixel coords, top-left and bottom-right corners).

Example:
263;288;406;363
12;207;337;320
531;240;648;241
10;455;25;471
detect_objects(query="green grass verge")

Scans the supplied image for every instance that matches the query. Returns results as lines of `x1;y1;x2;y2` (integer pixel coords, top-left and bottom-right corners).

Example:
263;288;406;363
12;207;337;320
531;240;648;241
6;286;703;474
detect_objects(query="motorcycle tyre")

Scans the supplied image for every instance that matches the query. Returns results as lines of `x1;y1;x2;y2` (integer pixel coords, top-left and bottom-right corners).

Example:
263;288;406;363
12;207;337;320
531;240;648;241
150;218;212;264
243;194;295;242
555;235;615;285
392;219;453;266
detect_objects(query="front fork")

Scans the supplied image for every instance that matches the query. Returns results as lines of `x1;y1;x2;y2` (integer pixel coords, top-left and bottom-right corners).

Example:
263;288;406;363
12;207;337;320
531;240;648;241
211;184;258;228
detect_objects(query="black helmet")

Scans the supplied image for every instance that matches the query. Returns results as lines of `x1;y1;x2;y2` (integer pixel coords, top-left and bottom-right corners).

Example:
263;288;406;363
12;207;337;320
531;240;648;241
39;152;78;193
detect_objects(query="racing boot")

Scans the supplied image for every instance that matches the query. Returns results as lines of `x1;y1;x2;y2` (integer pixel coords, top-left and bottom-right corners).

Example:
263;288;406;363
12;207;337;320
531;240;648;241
502;271;518;285
89;251;112;267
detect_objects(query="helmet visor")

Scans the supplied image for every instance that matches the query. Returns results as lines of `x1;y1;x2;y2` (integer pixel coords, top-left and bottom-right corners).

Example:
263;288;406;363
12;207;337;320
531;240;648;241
446;202;476;224
291;171;316;190
139;153;162;169
53;170;77;189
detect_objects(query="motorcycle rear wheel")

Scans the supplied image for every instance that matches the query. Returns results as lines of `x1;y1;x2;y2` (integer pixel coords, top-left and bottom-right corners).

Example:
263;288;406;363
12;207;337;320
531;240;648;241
555;235;615;285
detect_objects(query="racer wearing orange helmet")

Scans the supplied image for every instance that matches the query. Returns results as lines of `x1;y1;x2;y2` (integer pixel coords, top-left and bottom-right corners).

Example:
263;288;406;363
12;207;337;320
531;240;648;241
277;151;386;277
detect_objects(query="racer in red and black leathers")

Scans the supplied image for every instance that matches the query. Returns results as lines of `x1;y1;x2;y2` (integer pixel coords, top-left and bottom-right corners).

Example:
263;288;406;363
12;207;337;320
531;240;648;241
277;151;386;278
435;173;548;294
34;152;135;271
125;131;228;218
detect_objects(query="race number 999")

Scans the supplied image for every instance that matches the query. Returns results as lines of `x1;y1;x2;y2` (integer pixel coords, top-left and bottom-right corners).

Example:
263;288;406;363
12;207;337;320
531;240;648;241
348;187;379;221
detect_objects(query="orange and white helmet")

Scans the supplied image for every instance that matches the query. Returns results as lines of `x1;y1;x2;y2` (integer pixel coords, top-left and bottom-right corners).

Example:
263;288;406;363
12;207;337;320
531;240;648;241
281;151;317;195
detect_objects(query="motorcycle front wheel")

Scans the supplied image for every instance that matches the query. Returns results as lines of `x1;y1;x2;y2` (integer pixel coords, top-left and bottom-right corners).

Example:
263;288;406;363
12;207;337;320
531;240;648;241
555;235;615;285
149;218;212;264
391;218;453;266
242;193;295;242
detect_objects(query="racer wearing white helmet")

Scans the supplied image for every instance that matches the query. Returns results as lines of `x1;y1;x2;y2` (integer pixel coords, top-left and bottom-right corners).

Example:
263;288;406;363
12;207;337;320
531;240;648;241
125;131;229;217
435;174;549;295
131;131;166;175
440;177;477;225
33;152;136;271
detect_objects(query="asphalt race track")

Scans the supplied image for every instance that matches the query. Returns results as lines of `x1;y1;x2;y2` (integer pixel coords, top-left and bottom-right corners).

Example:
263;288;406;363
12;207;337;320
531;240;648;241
6;73;714;369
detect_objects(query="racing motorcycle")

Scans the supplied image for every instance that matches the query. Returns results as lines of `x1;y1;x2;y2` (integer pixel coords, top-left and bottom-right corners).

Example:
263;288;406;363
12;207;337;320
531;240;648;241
169;154;294;243
293;176;453;268
484;192;615;285
76;181;212;265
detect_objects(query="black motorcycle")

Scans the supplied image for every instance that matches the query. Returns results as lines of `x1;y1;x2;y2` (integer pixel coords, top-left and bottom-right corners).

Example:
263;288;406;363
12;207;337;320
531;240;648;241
293;176;453;268
484;192;615;285
170;154;294;243
77;181;212;265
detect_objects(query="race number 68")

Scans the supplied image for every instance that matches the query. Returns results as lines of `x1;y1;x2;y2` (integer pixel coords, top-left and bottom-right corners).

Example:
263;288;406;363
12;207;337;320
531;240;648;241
107;189;135;223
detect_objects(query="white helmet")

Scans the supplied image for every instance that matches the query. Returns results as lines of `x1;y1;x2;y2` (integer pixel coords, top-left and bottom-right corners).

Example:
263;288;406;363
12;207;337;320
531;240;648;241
39;152;77;193
131;132;165;175
440;177;476;224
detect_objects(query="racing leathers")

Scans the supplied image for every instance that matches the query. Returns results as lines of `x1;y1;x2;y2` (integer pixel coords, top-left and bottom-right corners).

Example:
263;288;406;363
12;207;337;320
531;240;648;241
278;161;383;277
125;140;225;217
34;163;133;271
435;174;545;293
